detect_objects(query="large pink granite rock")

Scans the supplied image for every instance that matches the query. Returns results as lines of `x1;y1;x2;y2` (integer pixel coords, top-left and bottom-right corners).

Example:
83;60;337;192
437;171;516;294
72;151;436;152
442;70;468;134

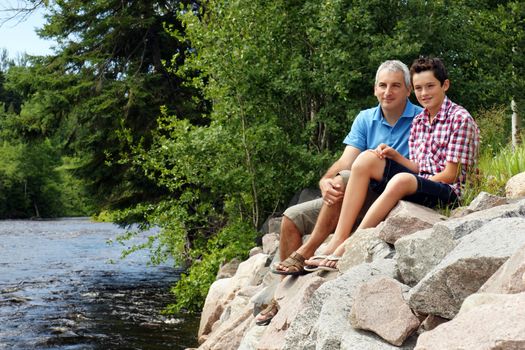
506;171;525;199
377;201;446;244
415;292;525;350
350;276;420;346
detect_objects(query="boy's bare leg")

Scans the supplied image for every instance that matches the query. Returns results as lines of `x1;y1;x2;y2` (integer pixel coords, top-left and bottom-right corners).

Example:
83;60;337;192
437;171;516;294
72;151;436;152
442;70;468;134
318;173;418;270
305;152;386;268
358;173;418;229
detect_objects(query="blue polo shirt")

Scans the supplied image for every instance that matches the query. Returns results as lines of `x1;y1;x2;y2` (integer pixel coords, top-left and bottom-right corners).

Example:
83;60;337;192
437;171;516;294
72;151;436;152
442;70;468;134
343;99;422;157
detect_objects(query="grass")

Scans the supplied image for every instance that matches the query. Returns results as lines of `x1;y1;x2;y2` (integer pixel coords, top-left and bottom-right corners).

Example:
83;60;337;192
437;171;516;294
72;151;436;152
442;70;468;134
461;137;525;206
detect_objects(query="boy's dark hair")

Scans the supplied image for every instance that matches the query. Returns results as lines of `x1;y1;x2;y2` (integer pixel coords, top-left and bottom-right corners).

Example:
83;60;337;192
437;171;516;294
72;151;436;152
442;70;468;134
410;57;448;85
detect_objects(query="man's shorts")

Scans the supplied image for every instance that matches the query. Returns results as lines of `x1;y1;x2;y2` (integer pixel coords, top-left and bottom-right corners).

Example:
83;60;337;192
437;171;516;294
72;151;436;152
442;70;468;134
283;170;379;236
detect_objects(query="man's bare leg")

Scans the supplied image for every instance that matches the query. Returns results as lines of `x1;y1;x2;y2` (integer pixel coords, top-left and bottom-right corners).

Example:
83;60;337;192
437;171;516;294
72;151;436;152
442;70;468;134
278;216;303;263
276;200;342;272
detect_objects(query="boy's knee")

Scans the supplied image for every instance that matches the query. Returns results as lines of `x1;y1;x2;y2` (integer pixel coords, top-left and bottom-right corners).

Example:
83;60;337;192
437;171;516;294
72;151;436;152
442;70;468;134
385;173;417;195
352;151;381;172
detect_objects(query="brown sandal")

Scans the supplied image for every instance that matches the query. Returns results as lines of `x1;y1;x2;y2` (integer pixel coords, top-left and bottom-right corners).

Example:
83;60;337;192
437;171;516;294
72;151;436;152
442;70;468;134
255;298;279;326
271;251;307;275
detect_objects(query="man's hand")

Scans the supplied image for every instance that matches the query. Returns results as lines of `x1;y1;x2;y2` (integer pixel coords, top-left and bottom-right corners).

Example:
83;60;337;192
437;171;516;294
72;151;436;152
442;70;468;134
319;176;345;207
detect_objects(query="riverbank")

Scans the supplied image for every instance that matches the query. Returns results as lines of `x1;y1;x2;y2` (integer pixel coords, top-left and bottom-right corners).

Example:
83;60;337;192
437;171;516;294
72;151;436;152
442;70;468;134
195;171;525;349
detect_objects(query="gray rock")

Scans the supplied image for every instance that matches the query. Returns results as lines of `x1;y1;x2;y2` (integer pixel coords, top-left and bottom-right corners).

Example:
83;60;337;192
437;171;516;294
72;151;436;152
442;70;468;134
339;226;394;273
257;273;330;350
395;228;456;286
216;258;241;279
409;217;525;319
433;198;525;241
350;277;420;346
395;199;525;286
262;233;279;256
479;242;525;294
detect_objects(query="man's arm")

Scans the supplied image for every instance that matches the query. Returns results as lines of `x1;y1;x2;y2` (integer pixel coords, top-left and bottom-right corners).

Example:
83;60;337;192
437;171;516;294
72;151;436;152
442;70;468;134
319;146;361;205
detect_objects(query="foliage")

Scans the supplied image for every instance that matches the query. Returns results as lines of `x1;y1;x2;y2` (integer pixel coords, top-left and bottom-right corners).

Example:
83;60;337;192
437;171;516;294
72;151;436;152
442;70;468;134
166;221;256;313
462;134;525;205
0;139;92;217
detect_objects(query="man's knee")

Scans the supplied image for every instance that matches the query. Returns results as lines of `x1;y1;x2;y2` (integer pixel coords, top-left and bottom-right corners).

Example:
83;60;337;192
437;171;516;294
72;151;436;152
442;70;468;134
280;215;299;236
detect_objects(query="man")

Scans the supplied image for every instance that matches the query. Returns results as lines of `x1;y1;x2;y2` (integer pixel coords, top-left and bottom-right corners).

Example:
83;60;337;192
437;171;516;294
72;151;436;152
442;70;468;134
255;59;422;326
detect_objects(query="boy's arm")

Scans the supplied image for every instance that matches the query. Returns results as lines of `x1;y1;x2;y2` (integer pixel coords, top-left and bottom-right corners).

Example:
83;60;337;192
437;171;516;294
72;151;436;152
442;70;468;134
372;144;419;173
429;161;459;184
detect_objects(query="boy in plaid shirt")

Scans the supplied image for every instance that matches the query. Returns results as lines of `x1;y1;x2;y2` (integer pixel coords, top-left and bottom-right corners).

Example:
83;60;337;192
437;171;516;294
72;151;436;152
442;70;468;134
305;57;480;271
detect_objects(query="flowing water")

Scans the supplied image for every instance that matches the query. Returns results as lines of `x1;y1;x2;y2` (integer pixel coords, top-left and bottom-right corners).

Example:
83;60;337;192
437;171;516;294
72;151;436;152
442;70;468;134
0;218;200;349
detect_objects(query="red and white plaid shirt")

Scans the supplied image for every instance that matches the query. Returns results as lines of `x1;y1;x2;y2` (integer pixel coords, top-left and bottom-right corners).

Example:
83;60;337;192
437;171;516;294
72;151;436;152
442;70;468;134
409;96;480;199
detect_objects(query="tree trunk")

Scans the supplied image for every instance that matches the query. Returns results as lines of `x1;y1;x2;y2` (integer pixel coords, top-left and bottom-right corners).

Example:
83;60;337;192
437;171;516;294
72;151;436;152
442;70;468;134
511;99;521;149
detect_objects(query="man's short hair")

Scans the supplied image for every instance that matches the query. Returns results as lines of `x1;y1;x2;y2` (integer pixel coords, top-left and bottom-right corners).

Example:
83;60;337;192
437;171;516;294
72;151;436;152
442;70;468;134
410;57;448;85
375;60;411;89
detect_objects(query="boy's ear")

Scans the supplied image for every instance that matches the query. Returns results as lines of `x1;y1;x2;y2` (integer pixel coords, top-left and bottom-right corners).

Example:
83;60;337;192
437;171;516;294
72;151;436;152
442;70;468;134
443;79;450;92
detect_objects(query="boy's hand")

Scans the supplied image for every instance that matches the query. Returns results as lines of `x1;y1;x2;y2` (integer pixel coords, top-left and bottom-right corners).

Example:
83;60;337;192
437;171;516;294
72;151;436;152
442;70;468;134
371;143;400;161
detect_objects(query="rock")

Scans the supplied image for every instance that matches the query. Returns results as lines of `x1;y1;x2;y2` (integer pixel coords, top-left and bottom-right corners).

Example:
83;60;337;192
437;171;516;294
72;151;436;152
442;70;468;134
395;228;456;286
282;259;401;350
349;277;420;346
506;171;525;199
198;253;270;341
338;226;394;273
256;272;332;350
395;199;525;286
262;233;280;256
377;201;446;244
433;198;525;241
479;242;525;294
199;304;254;350
450;191;507;218
408;217;525;319
415;292;525;350
216;258;241;279
416;315;448;334
249;247;263;256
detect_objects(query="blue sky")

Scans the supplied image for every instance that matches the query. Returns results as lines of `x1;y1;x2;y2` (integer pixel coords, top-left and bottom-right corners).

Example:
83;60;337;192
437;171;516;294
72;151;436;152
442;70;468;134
0;7;55;58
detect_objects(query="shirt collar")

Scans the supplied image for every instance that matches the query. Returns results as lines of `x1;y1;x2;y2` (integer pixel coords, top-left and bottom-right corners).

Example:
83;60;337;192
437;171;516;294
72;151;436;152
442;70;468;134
415;96;451;123
374;98;415;121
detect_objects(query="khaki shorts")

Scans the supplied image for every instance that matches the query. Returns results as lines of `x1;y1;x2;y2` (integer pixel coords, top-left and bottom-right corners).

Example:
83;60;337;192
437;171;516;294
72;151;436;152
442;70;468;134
283;170;379;236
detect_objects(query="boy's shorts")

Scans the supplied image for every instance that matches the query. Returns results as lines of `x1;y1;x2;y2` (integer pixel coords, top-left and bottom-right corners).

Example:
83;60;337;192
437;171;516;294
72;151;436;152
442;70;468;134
370;159;459;208
283;170;379;236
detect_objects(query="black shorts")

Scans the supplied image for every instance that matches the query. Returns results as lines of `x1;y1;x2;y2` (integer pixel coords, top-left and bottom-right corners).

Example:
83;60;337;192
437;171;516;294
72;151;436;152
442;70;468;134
369;159;459;208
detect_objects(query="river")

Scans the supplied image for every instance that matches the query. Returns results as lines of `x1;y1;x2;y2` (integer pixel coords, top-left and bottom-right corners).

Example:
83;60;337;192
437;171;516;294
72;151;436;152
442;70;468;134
0;218;200;349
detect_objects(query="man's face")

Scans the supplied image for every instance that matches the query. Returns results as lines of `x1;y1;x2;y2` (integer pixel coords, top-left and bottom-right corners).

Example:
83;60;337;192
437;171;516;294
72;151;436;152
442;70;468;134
412;70;449;116
374;70;411;113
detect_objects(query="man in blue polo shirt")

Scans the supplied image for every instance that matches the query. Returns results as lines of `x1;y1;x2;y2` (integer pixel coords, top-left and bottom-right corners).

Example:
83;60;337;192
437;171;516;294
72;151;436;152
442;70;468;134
255;60;422;326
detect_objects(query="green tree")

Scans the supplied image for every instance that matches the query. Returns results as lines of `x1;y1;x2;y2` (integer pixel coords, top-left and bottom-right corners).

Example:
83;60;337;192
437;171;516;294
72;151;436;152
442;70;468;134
5;0;206;209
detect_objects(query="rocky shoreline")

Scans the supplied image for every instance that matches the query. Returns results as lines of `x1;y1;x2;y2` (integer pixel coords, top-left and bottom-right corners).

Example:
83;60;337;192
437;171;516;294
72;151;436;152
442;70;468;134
192;172;525;349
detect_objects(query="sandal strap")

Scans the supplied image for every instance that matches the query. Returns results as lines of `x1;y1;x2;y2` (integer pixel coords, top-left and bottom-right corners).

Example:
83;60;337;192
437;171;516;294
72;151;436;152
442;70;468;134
279;251;306;271
260;299;279;316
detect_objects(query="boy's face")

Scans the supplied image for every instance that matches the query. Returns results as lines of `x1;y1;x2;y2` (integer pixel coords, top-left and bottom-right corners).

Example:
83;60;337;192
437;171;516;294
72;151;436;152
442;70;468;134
374;70;411;114
412;71;449;116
